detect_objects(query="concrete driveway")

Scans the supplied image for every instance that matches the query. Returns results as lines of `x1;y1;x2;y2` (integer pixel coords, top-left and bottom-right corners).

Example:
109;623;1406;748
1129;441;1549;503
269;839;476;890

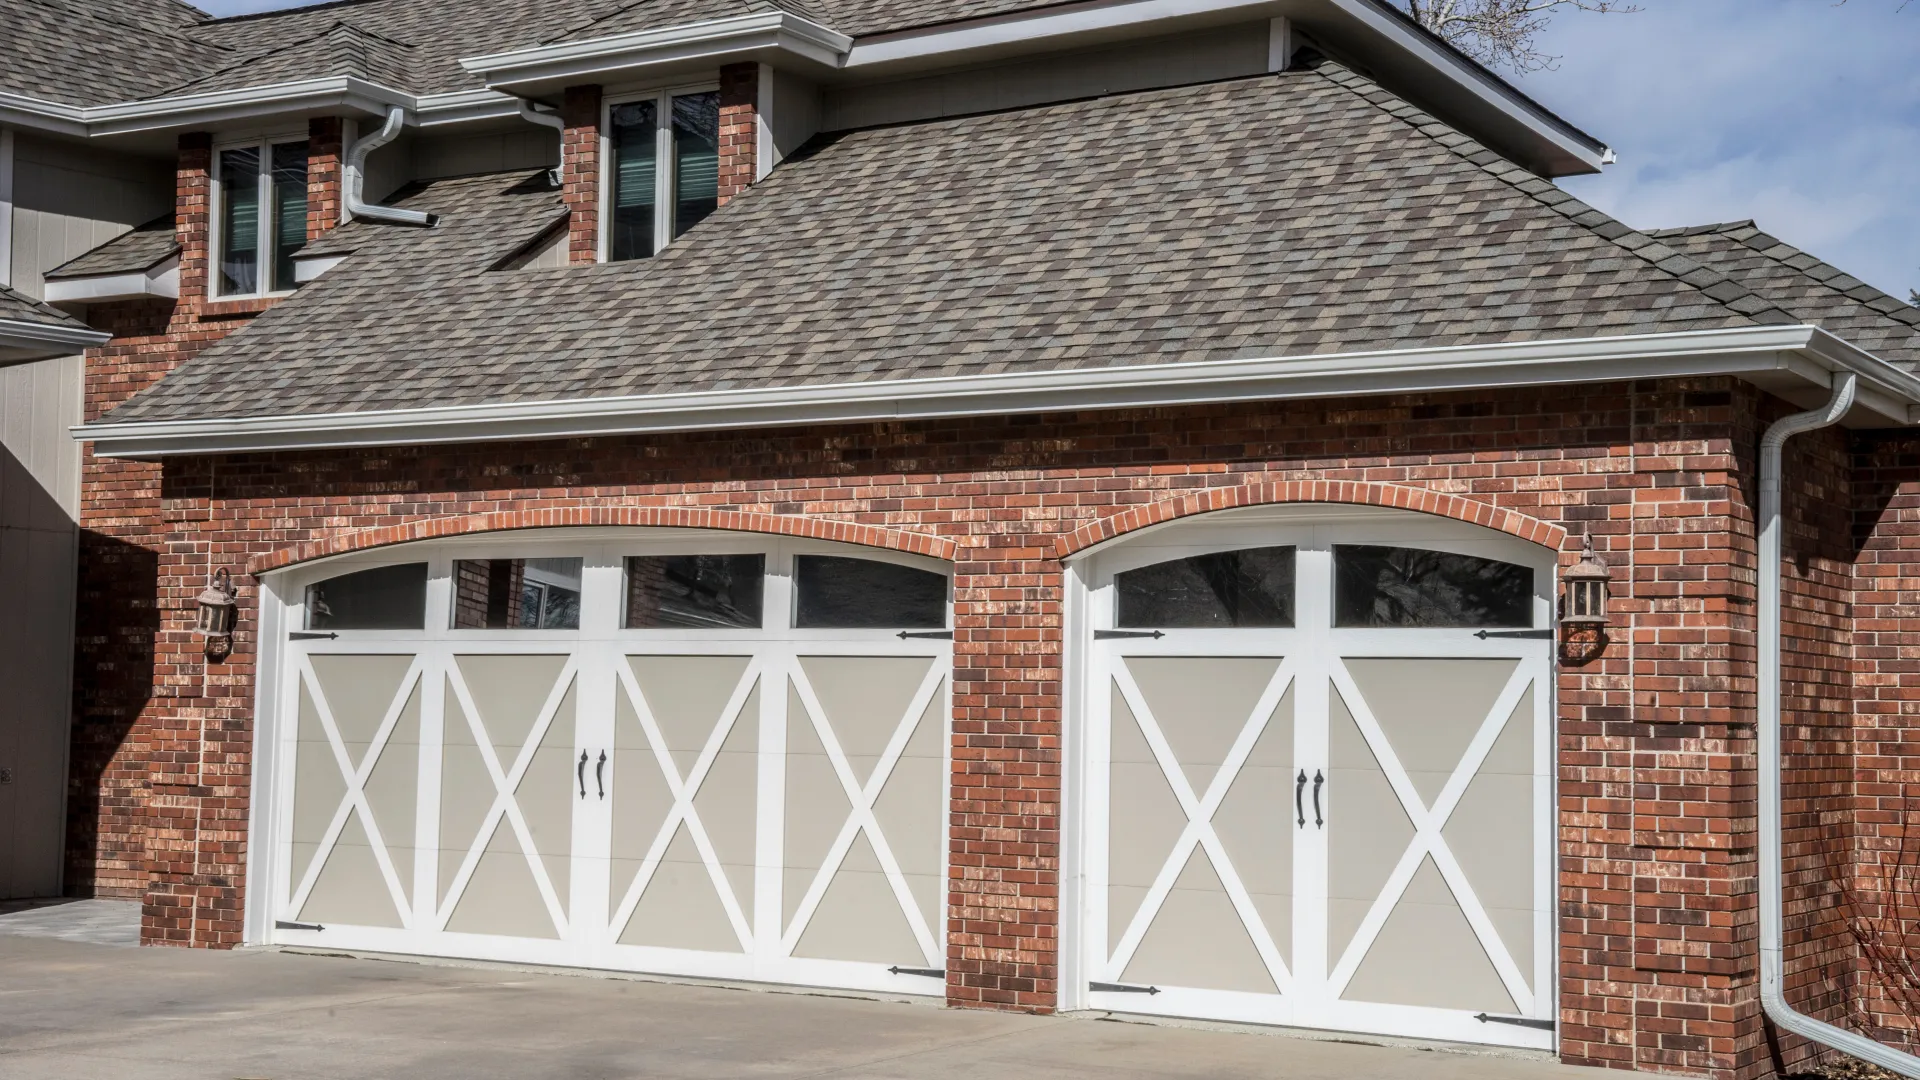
0;931;1594;1080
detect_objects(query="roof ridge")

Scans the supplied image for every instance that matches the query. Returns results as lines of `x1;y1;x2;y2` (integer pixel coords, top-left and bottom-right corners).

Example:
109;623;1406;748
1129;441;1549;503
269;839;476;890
1302;55;1805;331
159;17;416;96
1642;220;1757;239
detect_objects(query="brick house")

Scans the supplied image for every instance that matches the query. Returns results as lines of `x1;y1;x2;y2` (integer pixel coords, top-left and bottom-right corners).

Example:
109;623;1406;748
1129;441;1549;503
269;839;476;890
3;0;1920;1076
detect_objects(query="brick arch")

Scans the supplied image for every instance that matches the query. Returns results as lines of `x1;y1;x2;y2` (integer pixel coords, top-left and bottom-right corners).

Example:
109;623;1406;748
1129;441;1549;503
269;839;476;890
247;507;961;576
1054;480;1569;560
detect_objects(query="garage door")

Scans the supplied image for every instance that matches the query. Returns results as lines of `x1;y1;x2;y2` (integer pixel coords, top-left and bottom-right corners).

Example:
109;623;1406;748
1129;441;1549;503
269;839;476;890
1076;508;1553;1048
258;531;952;996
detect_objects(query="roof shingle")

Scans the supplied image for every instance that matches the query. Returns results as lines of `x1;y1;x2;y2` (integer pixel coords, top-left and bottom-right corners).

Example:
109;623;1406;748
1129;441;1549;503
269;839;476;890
102;60;1792;426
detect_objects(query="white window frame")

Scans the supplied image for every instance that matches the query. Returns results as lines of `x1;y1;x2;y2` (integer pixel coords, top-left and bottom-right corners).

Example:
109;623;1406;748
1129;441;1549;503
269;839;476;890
598;81;721;262
209;132;309;299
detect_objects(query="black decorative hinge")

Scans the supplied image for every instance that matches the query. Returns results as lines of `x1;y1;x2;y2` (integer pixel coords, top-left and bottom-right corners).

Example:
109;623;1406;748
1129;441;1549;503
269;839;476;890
1089;981;1161;995
289;632;339;641
1474;1013;1554;1031
1094;630;1166;640
888;966;945;979
897;630;954;639
1473;629;1554;640
275;919;324;931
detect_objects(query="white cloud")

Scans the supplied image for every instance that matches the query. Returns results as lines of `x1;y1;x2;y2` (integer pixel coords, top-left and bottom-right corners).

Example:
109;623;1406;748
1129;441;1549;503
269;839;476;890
1517;0;1920;299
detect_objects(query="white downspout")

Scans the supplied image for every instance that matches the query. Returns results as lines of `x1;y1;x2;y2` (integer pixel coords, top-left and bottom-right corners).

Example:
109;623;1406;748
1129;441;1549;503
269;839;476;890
516;100;565;188
345;106;434;227
1758;371;1920;1077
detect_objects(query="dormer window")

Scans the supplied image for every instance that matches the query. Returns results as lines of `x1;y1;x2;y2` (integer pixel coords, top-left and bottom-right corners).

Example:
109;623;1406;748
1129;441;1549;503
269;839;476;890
216;137;309;297
603;88;720;261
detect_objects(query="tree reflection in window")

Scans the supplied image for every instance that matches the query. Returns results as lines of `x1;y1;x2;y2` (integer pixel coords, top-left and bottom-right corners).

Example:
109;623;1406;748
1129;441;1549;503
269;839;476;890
1333;545;1531;628
626;554;764;629
1114;546;1296;628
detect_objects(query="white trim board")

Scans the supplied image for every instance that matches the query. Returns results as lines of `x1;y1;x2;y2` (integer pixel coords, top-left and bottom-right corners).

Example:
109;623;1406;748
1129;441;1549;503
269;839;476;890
461;13;851;94
76;326;1920;458
0;125;14;288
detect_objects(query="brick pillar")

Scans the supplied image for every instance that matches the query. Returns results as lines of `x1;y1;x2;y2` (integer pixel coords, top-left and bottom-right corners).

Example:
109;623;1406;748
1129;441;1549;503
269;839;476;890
717;62;759;205
561;84;601;263
175;132;212;308
307;115;344;243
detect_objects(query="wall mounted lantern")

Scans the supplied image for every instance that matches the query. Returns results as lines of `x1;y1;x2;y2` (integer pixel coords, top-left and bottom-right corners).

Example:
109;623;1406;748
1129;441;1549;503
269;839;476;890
196;567;238;659
1559;535;1611;631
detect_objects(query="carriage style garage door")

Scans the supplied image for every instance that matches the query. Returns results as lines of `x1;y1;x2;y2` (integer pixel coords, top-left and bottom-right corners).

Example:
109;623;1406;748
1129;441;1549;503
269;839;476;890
252;530;952;996
1073;506;1555;1049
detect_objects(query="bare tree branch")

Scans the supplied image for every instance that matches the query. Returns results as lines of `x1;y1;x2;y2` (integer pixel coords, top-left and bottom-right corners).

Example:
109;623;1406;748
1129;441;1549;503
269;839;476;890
1398;0;1639;72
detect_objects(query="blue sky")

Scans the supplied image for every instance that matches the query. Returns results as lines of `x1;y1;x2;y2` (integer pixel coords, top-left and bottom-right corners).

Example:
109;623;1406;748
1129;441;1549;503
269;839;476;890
192;0;1920;299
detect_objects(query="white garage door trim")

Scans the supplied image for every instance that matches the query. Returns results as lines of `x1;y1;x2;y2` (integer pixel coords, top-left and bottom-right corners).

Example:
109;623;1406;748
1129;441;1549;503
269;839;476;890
244;526;952;997
1061;504;1557;1050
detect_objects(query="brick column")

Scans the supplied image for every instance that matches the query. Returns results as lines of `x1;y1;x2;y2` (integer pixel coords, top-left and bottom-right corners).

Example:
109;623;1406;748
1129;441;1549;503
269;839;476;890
561;84;601;263
717;62;759;205
175;132;212;308
306;115;344;243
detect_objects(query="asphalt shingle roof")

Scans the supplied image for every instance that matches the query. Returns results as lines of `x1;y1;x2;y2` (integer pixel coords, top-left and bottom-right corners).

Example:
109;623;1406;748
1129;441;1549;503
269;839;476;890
103;58;1811;426
0;0;228;105
0;284;95;330
44;216;181;279
1645;221;1920;368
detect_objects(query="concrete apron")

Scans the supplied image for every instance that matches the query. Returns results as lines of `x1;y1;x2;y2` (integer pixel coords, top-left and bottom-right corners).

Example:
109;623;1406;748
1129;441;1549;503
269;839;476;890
0;934;1593;1080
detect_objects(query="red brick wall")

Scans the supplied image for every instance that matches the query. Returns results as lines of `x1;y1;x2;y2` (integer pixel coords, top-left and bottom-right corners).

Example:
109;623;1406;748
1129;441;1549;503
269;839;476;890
1848;431;1920;1053
77;376;1829;1077
717;62;758;203
561;84;601;263
306;116;343;243
66;133;280;935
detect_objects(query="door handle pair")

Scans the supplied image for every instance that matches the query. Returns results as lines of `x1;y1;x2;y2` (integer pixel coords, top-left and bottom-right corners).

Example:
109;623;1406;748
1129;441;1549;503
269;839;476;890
577;750;608;800
1295;769;1324;829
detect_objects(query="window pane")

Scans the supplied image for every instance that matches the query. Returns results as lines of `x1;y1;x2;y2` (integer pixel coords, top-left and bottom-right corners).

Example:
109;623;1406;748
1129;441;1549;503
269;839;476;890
219;146;261;295
1115;546;1295;628
1333;545;1532;628
270;141;309;292
794;555;946;629
626;554;764;629
671;91;719;238
453;558;582;629
306;563;427;630
609;99;657;261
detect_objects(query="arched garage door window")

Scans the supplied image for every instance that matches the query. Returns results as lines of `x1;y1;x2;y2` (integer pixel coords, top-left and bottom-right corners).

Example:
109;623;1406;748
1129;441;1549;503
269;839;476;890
257;531;953;999
1078;508;1554;1049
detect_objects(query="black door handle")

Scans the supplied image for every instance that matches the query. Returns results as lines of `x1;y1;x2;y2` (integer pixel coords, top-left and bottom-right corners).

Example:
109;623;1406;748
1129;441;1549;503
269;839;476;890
577;750;588;799
1312;769;1324;828
1295;769;1306;827
595;751;607;800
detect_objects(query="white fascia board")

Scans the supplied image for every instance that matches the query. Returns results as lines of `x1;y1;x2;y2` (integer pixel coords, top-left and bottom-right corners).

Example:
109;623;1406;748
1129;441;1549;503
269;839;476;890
847;0;1281;68
76;327;1920;458
459;13;854;89
0;91;88;138
291;254;346;284
84;77;410;136
1325;0;1608;173
0;317;111;353
414;88;525;127
42;257;180;304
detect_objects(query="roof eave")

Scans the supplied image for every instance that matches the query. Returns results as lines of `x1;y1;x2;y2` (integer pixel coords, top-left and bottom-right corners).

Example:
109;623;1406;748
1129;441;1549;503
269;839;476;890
43;256;181;304
459;13;856;95
0;316;112;367
75;326;1917;458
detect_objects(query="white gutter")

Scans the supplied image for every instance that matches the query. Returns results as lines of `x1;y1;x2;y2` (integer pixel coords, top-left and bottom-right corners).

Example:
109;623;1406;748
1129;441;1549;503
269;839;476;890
345;107;434;227
75;325;1920;457
460;12;852;90
0;81;518;139
1757;373;1920;1078
0;317;112;366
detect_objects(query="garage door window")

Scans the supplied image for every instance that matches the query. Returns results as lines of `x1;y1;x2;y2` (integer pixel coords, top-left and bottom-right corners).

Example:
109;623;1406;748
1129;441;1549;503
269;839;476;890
452;557;583;629
1114;546;1296;628
625;554;765;629
304;562;427;630
794;555;947;629
1332;544;1531;628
